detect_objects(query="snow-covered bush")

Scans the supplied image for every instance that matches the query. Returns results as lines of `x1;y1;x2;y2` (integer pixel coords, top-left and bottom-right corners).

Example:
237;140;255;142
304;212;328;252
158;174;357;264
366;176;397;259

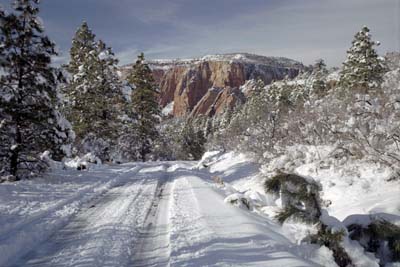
264;172;323;224
79;134;113;163
264;172;354;267
208;27;399;175
157;116;207;160
308;225;351;267
64;153;101;170
347;219;400;264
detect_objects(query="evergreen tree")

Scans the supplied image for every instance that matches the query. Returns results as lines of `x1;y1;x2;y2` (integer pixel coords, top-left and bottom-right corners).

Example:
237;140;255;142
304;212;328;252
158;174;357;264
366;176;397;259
63;22;96;137
127;53;160;161
65;21;95;74
117;88;140;161
339;26;386;94
64;23;124;161
0;0;73;179
311;59;328;96
180;119;206;160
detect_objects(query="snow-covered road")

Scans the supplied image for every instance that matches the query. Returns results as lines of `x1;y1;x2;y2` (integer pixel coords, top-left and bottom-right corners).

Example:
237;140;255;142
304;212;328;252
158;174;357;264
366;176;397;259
1;162;320;267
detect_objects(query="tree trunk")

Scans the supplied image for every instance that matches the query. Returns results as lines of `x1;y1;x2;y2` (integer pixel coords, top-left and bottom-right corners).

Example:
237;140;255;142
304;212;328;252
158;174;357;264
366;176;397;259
10;126;21;180
140;146;145;162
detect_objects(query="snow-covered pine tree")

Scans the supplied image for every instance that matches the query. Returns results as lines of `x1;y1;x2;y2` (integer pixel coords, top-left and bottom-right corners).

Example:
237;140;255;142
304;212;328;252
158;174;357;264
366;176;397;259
117;84;140;161
127;53;160;162
339;26;386;94
63;21;96;137
64;23;125;161
65;21;95;75
333;27;394;164
311;59;328;96
0;0;73;179
85;40;125;161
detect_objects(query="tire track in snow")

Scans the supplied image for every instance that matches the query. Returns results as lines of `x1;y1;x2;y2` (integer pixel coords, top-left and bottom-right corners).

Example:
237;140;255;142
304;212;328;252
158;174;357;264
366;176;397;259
131;165;173;267
7;165;156;267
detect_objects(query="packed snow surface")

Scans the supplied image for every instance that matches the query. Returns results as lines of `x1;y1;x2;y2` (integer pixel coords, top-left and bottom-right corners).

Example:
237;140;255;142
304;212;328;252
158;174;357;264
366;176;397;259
1;149;399;266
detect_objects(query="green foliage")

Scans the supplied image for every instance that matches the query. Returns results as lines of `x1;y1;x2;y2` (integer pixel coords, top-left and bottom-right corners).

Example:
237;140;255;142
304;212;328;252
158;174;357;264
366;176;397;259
348;219;400;262
339;26;387;94
311;59;328;96
180;118;206;160
275;205;309;224
311;225;346;246
65;21;96;74
158;116;206;160
264;173;322;224
265;173;352;266
267;82;298;108
63;22;124;161
127;53;160;161
0;0;73;178
264;174;282;194
309;225;352;267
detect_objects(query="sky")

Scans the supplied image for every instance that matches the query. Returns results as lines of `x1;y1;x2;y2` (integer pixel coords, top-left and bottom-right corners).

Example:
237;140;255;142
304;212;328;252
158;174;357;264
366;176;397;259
0;0;399;67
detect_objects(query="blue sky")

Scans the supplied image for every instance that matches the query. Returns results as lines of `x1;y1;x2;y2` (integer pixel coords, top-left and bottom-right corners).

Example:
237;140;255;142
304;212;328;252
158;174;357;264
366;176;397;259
0;0;399;66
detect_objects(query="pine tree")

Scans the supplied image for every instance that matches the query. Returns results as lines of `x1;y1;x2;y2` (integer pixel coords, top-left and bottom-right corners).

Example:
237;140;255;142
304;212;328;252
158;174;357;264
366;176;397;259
63;22;96;137
65;21;95;74
64;23;124;161
339;26;386;94
127;53;160;161
117;90;140;161
0;0;73;179
311;59;328;96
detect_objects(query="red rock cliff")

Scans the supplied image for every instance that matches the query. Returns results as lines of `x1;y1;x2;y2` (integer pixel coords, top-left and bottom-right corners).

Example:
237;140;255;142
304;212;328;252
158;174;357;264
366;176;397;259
121;53;303;117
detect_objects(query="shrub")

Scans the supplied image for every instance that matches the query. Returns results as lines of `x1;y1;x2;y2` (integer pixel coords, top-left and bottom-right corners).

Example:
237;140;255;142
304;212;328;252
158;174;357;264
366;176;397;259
348;219;400;263
265;172;353;267
309;225;352;267
264;172;322;224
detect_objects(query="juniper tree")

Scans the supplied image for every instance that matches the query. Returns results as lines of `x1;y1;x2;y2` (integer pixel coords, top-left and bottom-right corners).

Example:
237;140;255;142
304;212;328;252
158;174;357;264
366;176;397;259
64;23;124;161
339;26;386;94
127;53;160;161
0;0;73;179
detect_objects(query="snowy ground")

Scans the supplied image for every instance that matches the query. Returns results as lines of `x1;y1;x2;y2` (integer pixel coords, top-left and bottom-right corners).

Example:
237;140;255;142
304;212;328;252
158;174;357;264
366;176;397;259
0;150;399;266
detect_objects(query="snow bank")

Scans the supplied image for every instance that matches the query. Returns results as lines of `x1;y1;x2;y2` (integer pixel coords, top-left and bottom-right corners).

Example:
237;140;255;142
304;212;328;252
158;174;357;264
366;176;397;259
64;153;102;170
201;149;400;266
169;173;320;266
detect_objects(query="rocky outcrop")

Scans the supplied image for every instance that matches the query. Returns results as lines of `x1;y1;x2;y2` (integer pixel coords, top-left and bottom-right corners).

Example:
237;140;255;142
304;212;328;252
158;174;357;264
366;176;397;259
190;87;246;117
121;53;304;117
170;61;250;116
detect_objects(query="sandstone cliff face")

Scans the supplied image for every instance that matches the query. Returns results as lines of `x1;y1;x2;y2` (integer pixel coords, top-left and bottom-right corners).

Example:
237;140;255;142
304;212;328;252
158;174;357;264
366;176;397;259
190;87;246;117
121;53;303;117
170;61;249;116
